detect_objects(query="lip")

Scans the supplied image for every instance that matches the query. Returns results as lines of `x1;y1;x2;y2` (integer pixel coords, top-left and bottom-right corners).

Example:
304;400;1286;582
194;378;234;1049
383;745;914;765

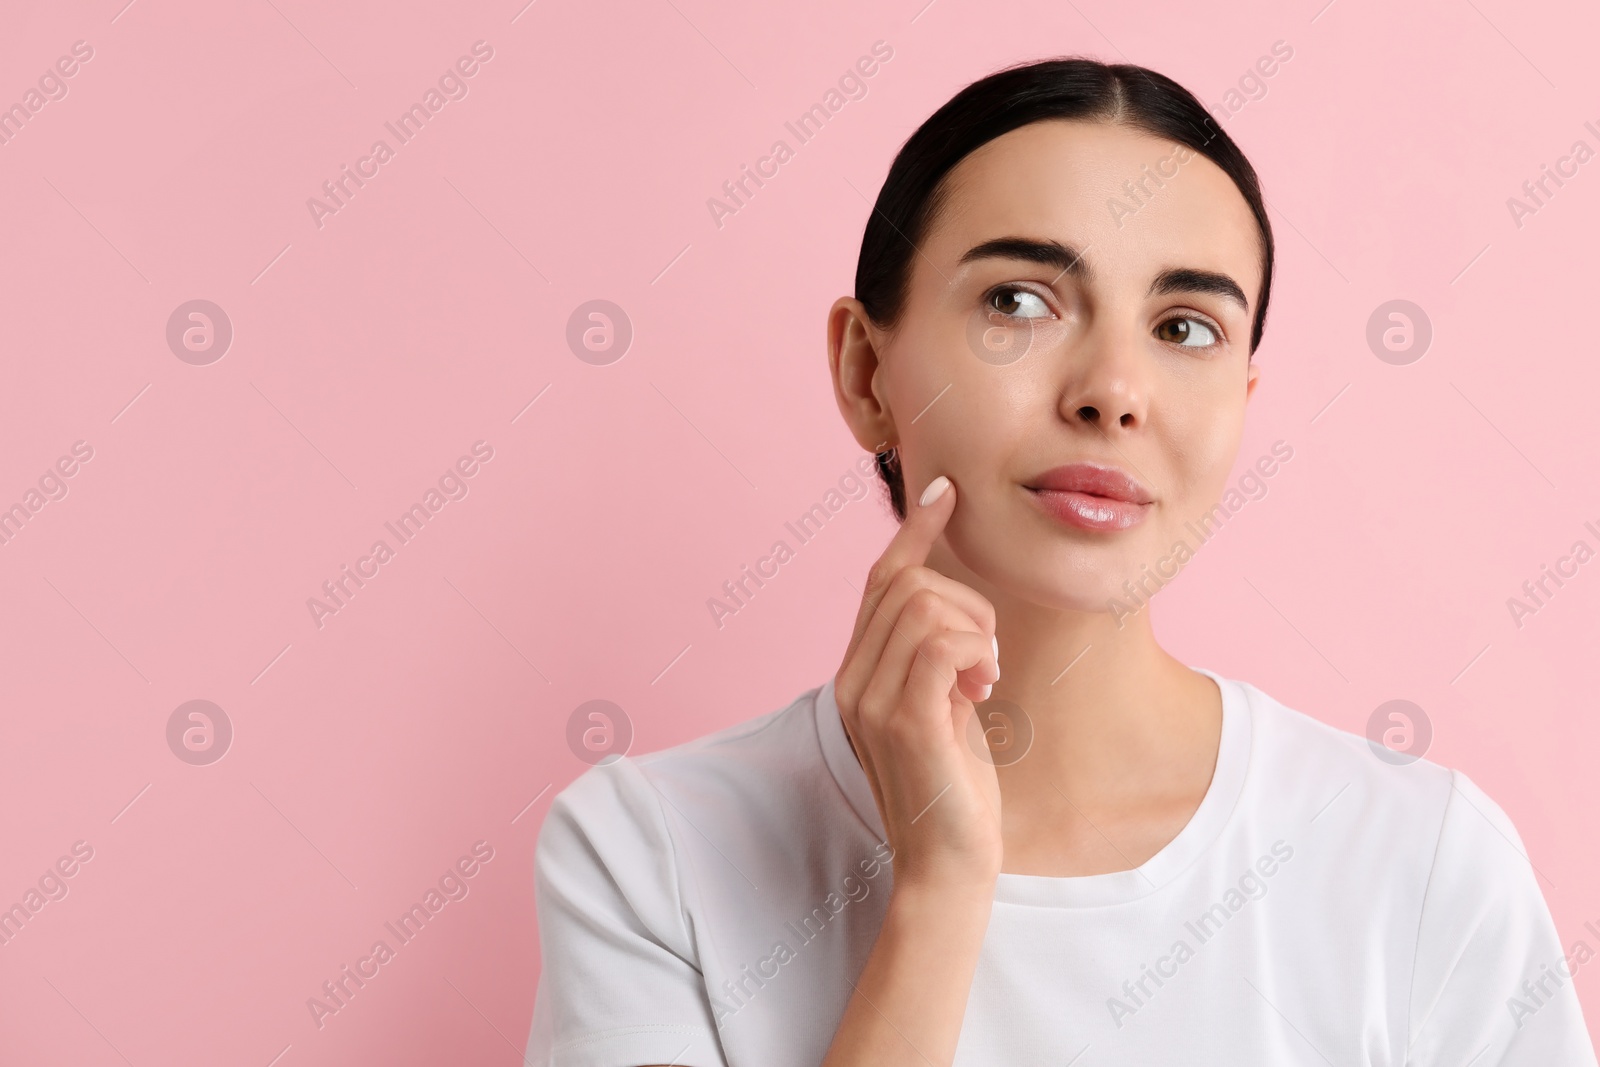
1024;462;1154;532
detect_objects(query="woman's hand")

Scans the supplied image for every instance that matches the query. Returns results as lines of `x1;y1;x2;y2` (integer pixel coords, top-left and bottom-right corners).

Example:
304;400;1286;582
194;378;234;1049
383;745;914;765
833;474;1004;896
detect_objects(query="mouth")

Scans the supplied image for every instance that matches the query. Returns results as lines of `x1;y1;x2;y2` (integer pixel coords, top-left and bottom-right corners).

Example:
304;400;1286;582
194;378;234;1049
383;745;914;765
1024;462;1154;532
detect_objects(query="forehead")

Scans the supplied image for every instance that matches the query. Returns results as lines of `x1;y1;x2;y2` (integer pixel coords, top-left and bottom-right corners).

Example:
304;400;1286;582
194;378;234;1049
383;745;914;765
925;119;1262;296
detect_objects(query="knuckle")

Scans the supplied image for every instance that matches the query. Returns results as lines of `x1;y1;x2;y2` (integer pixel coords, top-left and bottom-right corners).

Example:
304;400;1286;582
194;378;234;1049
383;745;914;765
856;684;889;728
920;629;960;662
903;587;943;624
864;559;896;596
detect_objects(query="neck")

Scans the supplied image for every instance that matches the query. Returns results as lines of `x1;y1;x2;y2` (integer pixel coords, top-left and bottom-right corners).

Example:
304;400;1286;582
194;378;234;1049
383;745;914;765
924;541;1220;809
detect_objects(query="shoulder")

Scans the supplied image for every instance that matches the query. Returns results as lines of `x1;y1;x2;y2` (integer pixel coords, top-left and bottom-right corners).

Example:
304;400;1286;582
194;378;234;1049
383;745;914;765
1229;672;1547;926
532;683;830;960
1231;674;1458;837
1240;674;1534;848
536;681;829;875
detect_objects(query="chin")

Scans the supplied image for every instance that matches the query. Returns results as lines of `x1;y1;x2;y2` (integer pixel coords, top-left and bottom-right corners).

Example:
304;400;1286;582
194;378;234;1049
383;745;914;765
951;524;1156;615
1037;554;1152;614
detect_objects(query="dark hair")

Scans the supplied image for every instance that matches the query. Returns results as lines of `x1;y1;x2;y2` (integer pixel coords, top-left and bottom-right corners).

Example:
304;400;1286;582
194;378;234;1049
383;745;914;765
855;56;1276;520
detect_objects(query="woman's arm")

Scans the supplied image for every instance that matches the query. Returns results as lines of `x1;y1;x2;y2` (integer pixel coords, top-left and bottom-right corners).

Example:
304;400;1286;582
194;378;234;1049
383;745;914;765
819;880;994;1066
819;473;1003;1067
640;473;1001;1067
635;883;992;1067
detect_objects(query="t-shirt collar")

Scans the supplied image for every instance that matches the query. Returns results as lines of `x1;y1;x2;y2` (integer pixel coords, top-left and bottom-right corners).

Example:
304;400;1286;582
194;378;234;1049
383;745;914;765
811;667;1254;908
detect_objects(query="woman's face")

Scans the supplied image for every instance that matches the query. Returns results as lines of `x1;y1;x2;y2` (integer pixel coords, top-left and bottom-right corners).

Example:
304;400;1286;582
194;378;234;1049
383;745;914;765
837;118;1263;614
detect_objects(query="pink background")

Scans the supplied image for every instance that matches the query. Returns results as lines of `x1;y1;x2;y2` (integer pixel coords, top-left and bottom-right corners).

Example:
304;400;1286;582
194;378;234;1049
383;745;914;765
3;0;1598;1061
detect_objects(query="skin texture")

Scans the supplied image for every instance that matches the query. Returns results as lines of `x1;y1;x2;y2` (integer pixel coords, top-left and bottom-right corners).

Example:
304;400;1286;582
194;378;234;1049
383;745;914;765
809;117;1265;1067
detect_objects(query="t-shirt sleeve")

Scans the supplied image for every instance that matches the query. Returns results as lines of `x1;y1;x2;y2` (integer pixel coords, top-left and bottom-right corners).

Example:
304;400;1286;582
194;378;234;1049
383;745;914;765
523;758;728;1067
1406;769;1598;1065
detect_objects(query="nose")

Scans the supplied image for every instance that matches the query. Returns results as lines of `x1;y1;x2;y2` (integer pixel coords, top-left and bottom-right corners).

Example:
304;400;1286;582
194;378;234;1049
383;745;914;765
1056;321;1151;434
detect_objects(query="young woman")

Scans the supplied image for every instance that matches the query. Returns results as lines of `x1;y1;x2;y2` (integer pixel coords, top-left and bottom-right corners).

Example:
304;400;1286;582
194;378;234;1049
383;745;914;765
524;58;1596;1066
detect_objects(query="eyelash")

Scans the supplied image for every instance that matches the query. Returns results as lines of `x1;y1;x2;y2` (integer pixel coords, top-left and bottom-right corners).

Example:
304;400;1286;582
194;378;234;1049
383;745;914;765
983;283;1228;350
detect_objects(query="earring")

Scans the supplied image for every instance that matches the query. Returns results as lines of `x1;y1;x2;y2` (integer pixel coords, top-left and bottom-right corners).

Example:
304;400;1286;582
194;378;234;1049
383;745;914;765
873;440;897;465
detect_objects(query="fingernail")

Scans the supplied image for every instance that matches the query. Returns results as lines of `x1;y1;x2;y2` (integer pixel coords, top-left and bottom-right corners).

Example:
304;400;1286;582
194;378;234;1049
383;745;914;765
919;475;950;507
991;634;1000;676
979;682;993;701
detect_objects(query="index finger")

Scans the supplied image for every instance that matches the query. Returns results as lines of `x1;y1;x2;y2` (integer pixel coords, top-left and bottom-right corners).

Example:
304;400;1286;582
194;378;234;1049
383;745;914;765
846;473;957;649
878;474;956;576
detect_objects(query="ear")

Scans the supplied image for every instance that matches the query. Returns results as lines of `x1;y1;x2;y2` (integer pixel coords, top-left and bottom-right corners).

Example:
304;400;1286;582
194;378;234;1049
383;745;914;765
828;296;897;451
1245;357;1261;403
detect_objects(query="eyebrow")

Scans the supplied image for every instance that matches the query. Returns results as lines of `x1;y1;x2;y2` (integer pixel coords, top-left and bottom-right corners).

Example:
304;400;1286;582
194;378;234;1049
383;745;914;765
956;236;1250;315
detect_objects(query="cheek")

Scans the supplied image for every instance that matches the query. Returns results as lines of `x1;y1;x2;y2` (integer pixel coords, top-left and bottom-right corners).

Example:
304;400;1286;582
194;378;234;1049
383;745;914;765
1158;381;1248;510
887;328;1017;473
928;373;1040;496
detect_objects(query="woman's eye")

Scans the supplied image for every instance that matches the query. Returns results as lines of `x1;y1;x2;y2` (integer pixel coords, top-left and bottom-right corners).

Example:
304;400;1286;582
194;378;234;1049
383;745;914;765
987;286;1052;319
1156;315;1220;348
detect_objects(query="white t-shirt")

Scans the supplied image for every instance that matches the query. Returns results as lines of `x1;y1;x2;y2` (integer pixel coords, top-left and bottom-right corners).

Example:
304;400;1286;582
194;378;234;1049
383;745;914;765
524;668;1597;1066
